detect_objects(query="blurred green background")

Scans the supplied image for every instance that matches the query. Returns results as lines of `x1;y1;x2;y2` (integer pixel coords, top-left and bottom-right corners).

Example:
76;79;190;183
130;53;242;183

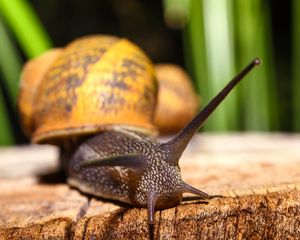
0;0;298;145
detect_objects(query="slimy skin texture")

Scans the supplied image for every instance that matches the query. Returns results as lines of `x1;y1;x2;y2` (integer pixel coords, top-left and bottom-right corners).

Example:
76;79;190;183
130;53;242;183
68;130;184;210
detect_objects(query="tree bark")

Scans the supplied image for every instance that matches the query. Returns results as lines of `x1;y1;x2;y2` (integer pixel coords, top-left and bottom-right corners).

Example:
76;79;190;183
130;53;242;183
0;133;300;239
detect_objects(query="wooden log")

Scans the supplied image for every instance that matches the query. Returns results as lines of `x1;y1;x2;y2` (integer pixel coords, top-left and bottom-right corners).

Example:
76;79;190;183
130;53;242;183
0;145;58;178
0;133;300;239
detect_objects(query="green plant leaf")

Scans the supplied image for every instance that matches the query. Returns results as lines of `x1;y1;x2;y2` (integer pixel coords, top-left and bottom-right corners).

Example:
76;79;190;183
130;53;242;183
0;0;52;58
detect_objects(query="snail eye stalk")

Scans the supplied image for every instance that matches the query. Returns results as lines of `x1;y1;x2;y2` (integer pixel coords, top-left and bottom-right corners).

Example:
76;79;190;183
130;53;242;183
164;58;261;163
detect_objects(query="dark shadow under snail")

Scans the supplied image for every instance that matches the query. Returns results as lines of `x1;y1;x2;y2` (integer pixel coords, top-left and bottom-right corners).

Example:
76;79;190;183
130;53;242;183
68;58;261;224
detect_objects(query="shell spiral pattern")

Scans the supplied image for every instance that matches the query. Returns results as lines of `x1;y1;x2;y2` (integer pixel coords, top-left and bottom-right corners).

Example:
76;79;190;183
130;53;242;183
19;35;158;143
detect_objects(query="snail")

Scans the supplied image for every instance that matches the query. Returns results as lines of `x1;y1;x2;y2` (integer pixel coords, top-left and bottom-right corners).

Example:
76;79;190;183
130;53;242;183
18;35;260;224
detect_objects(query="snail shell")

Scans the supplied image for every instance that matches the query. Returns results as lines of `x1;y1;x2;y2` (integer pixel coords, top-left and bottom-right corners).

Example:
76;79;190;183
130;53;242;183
19;35;200;143
154;64;199;134
19;35;158;144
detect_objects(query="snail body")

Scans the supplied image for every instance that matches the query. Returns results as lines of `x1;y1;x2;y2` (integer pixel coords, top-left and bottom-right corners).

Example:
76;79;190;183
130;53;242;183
18;35;260;224
68;130;185;210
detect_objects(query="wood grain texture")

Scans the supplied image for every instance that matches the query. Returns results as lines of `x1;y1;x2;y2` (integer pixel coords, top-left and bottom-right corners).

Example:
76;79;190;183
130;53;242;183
0;133;300;239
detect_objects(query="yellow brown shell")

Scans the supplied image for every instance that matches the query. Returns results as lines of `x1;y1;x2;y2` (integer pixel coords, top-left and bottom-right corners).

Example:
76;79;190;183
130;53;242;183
18;35;158;143
18;49;62;137
154;64;199;134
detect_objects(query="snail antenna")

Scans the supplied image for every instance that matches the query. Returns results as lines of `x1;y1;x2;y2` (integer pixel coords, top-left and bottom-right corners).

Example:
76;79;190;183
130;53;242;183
164;58;261;163
181;182;209;199
147;193;158;224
